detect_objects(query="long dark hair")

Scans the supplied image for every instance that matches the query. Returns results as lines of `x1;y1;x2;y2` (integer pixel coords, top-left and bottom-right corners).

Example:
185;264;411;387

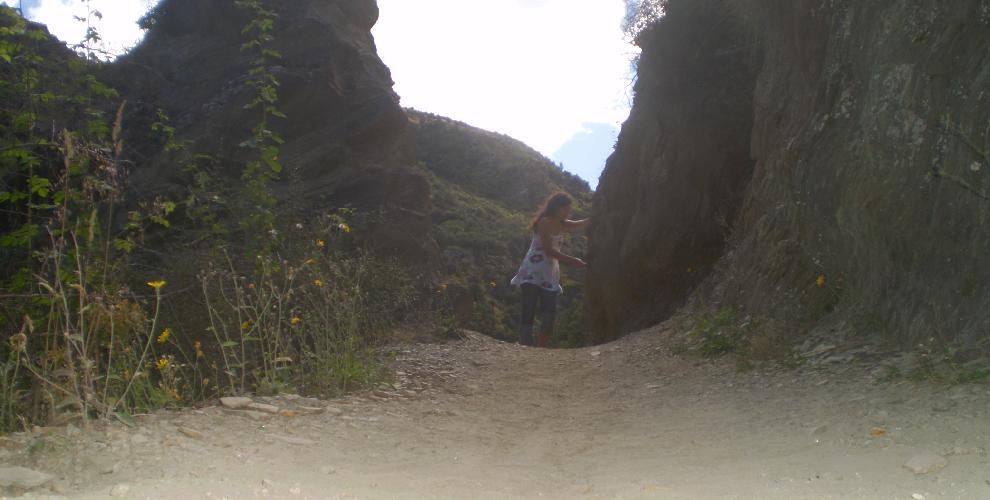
530;192;573;232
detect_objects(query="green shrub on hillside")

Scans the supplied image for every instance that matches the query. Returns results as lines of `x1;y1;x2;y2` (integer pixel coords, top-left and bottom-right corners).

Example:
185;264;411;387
411;113;593;346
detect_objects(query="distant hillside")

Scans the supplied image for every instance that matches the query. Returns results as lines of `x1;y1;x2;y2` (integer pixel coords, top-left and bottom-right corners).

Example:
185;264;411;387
409;110;591;210
408;110;594;345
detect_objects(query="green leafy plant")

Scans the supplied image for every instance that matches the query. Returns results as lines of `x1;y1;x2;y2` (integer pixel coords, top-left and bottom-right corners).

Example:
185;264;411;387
689;307;748;358
910;337;990;384
0;6;179;430
199;216;411;398
235;0;286;246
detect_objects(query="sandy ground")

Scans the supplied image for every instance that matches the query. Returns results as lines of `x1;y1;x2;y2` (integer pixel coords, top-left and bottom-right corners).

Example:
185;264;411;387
3;327;990;499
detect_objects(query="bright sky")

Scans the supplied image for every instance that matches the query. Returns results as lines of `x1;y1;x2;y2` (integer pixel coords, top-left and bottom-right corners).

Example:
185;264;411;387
374;0;636;185
4;0;636;186
3;0;152;55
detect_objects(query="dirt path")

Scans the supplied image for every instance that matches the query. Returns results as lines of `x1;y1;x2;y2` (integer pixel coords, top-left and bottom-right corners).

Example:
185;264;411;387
4;328;990;499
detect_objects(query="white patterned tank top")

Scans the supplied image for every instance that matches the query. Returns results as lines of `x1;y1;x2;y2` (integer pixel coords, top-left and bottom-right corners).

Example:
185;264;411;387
510;232;565;293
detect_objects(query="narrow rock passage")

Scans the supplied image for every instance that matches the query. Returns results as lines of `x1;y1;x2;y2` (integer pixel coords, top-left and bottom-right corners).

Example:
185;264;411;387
13;329;990;499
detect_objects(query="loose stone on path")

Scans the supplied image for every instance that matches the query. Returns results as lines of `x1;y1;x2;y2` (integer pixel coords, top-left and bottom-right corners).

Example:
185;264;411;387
219;397;253;409
109;483;131;497
903;453;948;474
246;402;280;414
178;426;205;440
0;466;54;490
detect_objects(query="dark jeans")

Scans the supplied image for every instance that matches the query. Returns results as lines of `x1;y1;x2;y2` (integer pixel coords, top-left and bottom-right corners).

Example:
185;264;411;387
519;283;557;346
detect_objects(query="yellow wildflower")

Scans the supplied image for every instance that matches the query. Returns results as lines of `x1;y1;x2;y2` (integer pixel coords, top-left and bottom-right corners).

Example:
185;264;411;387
815;274;826;288
157;327;171;344
9;333;26;353
315;239;326;249
338;223;351;234
241;320;252;330
122;369;131;381
155;357;169;371
290;316;302;326
146;280;166;290
313;279;323;287
193;340;204;358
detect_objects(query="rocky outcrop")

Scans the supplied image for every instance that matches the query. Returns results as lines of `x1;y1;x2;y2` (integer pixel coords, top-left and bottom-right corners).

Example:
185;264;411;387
586;1;761;342
110;0;434;259
589;0;990;348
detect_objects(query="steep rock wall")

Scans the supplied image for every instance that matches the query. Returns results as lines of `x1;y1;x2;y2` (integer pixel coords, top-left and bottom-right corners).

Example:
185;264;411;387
110;0;434;259
589;0;990;348
586;1;761;342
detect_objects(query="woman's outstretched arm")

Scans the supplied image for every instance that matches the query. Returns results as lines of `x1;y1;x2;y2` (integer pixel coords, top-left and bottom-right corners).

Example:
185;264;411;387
538;219;587;268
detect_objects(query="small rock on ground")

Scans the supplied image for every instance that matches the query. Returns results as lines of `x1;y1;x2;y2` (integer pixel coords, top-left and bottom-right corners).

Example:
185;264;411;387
220;396;253;409
246;402;280;414
0;466;55;490
904;453;948;474
223;409;272;420
178;426;204;439
109;483;130;497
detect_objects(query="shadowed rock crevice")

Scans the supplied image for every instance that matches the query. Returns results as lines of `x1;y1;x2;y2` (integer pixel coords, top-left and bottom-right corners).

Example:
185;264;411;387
586;1;762;343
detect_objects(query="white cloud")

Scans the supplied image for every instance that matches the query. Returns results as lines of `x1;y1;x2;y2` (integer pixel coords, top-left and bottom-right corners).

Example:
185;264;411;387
374;0;637;159
5;0;152;57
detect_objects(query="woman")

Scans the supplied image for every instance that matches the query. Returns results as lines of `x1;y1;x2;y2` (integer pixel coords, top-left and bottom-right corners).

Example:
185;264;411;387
510;192;590;348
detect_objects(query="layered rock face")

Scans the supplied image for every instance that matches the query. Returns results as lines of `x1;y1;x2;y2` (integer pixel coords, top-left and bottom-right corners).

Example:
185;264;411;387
112;0;434;259
586;1;761;342
589;0;990;347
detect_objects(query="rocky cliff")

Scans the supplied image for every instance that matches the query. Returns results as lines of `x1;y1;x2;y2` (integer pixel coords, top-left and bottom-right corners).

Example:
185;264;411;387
109;0;435;259
589;0;990;350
